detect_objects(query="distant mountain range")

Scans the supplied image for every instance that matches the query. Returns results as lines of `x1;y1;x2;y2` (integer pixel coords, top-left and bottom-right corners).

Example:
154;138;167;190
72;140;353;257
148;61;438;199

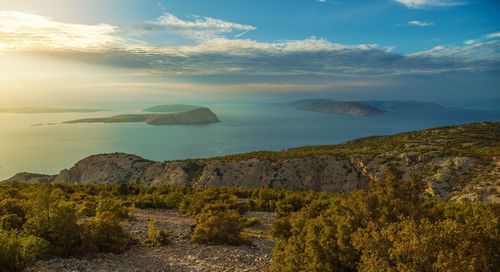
288;99;443;116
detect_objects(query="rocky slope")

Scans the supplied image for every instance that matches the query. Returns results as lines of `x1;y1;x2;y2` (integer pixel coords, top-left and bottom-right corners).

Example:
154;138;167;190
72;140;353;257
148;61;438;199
5;122;500;202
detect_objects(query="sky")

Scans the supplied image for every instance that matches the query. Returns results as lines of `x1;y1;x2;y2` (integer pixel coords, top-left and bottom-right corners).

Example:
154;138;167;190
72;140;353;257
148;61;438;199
0;0;499;106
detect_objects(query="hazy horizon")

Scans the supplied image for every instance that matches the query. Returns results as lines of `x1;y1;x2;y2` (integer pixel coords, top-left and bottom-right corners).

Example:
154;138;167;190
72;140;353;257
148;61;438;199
0;0;499;106
1;0;499;178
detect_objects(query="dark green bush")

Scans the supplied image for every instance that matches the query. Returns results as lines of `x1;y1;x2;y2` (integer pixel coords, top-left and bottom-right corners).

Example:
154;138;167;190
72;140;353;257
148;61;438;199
79;212;130;254
242;217;262;228
96;198;128;219
143;220;170;247
191;202;246;245
0;230;49;272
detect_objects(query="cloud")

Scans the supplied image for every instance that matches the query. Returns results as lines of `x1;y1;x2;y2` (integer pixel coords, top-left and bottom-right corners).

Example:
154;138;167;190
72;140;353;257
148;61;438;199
393;0;465;9
408;20;435;27
1;11;498;83
0;11;122;51
40;36;498;79
487;32;500;38
136;12;256;40
410;40;500;64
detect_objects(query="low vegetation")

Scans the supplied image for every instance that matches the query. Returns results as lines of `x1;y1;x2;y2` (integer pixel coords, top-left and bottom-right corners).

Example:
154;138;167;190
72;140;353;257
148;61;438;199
0;174;498;271
212;122;500;160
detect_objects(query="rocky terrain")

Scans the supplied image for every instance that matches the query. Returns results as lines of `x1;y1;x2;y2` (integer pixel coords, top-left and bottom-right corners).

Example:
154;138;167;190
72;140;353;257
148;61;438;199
64;108;220;125
5;122;500;202
27;209;274;272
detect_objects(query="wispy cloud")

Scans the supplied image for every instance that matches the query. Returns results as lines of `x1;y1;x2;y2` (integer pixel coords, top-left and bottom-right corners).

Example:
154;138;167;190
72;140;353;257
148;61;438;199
408;20;435;27
0;11;121;51
136;12;256;40
393;0;465;9
487;32;500;38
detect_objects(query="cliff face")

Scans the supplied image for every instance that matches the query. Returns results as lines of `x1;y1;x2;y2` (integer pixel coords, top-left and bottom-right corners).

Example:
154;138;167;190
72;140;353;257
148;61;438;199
16;151;495;202
5;122;499;202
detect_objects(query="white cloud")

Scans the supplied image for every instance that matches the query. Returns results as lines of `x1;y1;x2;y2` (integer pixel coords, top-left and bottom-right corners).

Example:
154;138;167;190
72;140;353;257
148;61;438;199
411;40;500;61
137;12;256;40
0;11;121;51
408;20;435;27
486;32;500;38
394;0;465;9
464;39;475;45
1;11;498;79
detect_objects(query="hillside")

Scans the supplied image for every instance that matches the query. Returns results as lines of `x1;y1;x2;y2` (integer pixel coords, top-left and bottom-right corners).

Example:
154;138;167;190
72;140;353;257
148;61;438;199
6;122;499;202
64;107;220;125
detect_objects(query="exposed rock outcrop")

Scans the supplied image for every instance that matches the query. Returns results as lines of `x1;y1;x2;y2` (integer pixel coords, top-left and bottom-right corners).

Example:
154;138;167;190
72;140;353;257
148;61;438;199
5;122;499;202
4;172;56;183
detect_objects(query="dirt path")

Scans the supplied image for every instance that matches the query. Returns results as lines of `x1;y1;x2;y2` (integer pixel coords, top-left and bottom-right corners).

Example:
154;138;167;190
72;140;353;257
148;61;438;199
28;209;275;272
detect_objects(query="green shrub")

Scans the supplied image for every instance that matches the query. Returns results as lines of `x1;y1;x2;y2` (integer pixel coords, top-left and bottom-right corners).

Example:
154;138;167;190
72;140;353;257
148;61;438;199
143;220;170;247
191;203;246;245
79;212;130;255
78;199;98;217
243;217;262;228
96;199;128;219
269;175;500;272
269;218;292;240
24;200;81;257
0;230;49;272
0;214;23;231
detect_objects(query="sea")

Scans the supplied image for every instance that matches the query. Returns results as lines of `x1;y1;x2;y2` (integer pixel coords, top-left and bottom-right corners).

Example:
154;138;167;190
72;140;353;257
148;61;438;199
1;102;499;180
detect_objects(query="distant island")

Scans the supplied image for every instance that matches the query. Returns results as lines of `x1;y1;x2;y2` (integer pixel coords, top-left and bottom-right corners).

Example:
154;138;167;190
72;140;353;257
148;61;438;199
64;107;220;125
364;100;443;110
0;107;107;113
289;99;444;116
289;99;384;116
143;104;201;113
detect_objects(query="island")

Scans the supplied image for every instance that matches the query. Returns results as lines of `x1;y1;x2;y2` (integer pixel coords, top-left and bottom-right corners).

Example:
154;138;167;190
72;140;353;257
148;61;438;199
288;99;445;116
64;107;220;125
364;100;443;110
143;104;201;113
0;107;107;113
289;99;384;116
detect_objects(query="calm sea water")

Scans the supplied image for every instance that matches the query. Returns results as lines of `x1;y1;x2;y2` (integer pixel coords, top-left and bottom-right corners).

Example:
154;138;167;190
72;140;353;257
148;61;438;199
1;103;499;180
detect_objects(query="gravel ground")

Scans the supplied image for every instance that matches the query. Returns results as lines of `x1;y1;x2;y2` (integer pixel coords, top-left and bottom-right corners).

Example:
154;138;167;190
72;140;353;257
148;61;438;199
27;209;275;272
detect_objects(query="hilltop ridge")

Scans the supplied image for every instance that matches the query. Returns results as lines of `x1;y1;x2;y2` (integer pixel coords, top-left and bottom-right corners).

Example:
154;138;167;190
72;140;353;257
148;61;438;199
5;122;500;202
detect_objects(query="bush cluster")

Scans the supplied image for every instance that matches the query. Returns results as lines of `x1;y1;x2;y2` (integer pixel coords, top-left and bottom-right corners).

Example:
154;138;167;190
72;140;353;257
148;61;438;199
269;173;500;272
191;201;246;245
0;183;133;271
